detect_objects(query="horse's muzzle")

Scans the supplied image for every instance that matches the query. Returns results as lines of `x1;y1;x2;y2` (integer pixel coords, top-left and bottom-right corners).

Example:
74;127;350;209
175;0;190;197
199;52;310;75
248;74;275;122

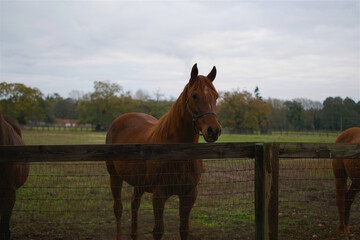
203;125;221;143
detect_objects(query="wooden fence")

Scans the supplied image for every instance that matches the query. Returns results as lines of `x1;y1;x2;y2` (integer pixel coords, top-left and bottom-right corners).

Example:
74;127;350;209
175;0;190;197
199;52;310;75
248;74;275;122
0;142;360;240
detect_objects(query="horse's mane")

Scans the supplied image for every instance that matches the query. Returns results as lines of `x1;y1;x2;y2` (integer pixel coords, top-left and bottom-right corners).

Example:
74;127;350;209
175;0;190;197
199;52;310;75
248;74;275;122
150;85;187;141
0;114;23;145
3;115;22;137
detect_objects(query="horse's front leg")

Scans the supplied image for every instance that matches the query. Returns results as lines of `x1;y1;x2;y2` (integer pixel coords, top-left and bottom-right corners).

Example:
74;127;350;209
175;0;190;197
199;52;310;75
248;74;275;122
152;188;169;240
131;187;144;240
179;187;198;240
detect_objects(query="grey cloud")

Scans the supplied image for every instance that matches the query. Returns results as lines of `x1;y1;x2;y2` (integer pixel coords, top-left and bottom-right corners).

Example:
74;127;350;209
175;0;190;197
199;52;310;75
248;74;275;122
0;1;358;101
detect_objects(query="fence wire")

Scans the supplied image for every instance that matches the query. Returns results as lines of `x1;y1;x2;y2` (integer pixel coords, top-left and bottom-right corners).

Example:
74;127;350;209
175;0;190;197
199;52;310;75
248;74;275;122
279;158;360;240
10;159;255;240
7;157;360;239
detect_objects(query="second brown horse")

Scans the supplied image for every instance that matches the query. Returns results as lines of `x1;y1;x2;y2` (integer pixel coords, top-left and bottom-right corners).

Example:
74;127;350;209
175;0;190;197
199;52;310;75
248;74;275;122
106;64;221;240
333;127;360;239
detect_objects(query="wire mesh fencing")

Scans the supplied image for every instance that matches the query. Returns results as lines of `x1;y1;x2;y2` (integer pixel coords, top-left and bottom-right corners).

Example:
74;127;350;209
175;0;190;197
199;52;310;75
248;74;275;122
5;146;360;239
279;158;360;240
10;158;255;240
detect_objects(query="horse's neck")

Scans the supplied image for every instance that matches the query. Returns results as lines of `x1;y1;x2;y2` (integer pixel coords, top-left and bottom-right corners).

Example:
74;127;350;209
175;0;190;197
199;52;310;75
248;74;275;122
0;115;5;134
0;116;23;145
0;115;9;144
152;93;198;143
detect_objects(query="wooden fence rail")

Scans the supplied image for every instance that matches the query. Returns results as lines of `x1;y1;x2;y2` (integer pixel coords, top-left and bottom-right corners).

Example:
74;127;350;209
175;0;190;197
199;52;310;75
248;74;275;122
0;142;255;162
1;142;359;163
1;142;360;240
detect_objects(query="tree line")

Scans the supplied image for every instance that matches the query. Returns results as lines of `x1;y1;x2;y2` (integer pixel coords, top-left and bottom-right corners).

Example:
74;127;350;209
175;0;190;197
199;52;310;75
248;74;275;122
0;81;359;132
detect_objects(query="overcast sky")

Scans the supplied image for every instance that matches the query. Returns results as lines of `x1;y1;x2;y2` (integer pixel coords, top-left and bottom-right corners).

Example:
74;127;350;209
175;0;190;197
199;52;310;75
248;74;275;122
0;1;359;102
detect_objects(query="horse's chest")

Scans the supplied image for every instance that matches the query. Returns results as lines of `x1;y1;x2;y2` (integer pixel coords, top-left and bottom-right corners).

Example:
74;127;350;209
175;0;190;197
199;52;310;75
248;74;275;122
146;160;203;194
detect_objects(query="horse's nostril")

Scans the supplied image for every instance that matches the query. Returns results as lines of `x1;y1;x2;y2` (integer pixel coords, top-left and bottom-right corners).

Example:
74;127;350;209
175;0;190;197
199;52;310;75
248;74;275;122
207;126;214;136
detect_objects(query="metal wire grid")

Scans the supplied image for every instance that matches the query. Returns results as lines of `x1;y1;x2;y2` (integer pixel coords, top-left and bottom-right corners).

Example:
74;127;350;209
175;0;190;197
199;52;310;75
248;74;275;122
7;157;359;239
10;158;255;240
279;158;360;240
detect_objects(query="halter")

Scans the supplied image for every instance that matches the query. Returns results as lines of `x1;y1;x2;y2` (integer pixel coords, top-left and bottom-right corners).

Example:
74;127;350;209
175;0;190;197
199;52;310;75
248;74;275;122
184;87;218;135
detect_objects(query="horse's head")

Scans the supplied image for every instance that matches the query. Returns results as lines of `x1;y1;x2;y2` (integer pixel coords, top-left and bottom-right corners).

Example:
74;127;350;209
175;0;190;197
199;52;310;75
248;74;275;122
185;64;222;142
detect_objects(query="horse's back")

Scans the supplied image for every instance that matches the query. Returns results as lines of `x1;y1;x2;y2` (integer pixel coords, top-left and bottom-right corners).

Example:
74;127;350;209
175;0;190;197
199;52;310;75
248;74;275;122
336;127;360;144
106;112;158;144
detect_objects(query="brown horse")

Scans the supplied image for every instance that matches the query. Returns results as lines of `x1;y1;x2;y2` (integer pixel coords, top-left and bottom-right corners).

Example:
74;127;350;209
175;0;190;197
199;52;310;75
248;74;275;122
332;127;360;239
0;114;29;240
106;64;221;240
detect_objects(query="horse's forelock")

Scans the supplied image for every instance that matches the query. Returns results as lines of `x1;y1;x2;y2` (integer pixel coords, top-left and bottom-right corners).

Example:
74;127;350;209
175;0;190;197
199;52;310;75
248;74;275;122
191;76;218;99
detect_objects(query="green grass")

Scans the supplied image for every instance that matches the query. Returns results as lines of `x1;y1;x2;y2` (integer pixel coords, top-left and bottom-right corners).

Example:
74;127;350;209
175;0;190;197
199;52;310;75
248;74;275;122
22;130;106;145
214;132;336;143
22;129;337;145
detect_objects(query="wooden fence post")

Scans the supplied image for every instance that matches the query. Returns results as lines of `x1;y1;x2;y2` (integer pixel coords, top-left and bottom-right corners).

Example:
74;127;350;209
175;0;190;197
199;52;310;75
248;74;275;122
255;143;279;240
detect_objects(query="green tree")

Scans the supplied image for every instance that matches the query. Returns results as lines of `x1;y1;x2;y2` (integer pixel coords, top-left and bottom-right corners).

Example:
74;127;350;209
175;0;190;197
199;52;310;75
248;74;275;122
284;100;305;130
293;98;322;130
304;108;321;130
0;82;46;124
266;98;287;131
132;100;173;119
253;87;268;133
254;86;262;100
45;93;79;123
76;81;133;130
342;97;360;129
322;97;344;130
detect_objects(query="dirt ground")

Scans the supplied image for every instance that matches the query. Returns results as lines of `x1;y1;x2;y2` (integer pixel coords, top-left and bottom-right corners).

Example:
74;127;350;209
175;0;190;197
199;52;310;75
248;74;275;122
9;158;360;239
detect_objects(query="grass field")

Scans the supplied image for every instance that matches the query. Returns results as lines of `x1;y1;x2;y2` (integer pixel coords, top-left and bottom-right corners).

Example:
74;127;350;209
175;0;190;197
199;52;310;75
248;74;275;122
9;130;359;239
21;130;338;145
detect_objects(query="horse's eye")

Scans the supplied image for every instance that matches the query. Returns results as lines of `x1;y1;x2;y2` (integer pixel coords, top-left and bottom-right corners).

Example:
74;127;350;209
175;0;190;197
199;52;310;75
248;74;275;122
192;94;198;100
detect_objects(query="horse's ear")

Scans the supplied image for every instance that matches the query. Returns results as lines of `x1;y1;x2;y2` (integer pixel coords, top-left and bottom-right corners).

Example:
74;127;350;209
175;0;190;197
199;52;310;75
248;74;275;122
207;66;216;82
191;63;198;79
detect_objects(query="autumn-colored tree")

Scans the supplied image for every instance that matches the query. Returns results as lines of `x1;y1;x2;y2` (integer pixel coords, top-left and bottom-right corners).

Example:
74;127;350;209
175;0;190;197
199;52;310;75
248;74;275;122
217;89;269;133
